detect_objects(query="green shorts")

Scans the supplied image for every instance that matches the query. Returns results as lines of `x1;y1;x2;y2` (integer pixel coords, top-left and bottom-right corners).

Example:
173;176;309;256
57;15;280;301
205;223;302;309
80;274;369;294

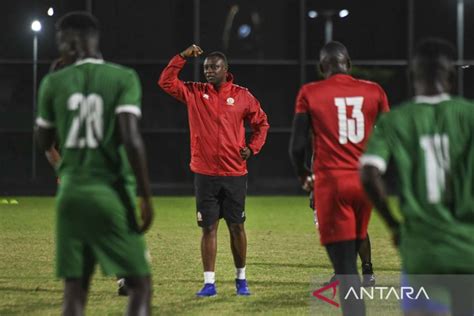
55;177;150;278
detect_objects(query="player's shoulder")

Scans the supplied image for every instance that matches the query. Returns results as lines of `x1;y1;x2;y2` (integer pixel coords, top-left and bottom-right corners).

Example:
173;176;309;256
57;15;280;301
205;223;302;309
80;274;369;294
440;97;474;118
40;68;67;89
296;81;326;97
448;96;474;107
374;101;412;124
301;80;326;91
353;78;385;92
231;83;249;92
232;84;256;99
388;100;416;115
100;61;138;76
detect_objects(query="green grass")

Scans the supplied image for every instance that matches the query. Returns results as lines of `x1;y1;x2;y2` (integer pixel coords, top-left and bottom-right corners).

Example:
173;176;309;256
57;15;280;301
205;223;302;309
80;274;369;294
0;197;401;315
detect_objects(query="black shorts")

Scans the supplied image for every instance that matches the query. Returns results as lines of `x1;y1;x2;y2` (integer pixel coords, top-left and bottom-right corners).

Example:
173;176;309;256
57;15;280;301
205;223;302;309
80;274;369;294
194;173;247;227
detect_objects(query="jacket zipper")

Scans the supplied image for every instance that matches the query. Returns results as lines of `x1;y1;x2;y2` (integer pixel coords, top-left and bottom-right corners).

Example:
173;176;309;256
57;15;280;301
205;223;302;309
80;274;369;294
216;89;222;174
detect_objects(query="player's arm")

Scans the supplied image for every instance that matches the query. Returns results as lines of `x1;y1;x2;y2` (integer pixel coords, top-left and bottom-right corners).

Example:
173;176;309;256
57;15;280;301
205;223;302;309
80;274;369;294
118;113;153;233
360;165;399;244
118;70;154;233
35;126;55;152
45;145;61;170
241;94;269;160
35;76;57;154
157;44;203;104
360;115;400;245
289;86;313;189
289;113;313;188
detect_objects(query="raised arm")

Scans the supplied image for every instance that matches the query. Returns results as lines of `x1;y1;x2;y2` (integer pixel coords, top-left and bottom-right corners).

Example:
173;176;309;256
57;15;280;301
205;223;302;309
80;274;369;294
158;44;203;104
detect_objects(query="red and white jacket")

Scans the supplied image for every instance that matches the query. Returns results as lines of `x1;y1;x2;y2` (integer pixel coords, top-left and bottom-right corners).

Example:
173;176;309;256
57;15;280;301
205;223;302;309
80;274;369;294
158;55;270;176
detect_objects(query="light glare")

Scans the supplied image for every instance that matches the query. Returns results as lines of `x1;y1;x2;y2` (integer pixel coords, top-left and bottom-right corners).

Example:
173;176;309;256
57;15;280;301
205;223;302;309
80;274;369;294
238;24;251;39
308;10;318;19
339;9;349;18
31;20;42;32
47;7;54;16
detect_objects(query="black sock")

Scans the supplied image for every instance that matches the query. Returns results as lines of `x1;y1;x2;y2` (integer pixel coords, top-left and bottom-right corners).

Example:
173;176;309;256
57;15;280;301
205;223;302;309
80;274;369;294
326;240;366;316
358;235;373;274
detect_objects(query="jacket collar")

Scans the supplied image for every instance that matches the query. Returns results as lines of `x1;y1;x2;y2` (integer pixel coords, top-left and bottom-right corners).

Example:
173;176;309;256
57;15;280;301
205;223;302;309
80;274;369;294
209;73;234;93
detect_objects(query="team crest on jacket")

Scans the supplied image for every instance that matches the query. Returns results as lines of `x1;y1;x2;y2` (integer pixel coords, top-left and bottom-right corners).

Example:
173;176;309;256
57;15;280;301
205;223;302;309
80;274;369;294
203;94;209;100
226;97;235;105
197;211;203;221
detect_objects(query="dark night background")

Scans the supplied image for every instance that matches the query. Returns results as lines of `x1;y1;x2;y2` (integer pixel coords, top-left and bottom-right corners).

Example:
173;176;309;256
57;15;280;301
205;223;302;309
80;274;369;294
0;0;472;195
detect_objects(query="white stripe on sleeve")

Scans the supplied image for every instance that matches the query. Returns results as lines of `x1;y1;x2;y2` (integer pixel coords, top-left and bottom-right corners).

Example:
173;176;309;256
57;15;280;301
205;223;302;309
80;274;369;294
36;117;55;128
359;154;387;173
115;105;142;118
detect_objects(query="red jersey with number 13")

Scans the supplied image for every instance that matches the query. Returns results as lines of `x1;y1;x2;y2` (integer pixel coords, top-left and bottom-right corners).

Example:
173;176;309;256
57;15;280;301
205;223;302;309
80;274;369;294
295;74;389;172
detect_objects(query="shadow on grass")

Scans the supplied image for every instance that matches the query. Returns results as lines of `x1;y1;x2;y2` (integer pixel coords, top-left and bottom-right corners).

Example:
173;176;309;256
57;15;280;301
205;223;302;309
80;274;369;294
251;262;331;269
0;286;63;294
0;305;62;316
154;288;310;315
171;279;311;286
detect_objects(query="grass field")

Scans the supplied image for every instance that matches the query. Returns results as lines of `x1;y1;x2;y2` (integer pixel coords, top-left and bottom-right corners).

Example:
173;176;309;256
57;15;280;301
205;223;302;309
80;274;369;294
0;196;401;315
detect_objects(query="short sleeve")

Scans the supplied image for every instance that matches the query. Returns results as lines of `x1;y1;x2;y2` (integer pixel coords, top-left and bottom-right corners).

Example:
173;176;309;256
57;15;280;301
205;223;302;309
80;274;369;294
378;85;390;113
115;69;142;117
295;86;309;114
36;76;55;128
360;113;391;173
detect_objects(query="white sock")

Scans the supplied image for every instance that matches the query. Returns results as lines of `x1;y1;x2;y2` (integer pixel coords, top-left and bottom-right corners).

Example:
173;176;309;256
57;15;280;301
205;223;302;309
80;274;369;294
236;267;246;280
204;271;215;284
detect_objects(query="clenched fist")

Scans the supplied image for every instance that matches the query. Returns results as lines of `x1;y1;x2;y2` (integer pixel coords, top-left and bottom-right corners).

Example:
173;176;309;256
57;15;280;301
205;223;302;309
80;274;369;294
180;44;204;58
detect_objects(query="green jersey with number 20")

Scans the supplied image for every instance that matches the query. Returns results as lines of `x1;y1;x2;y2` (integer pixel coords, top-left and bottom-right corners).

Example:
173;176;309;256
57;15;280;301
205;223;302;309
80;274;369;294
36;58;142;183
361;94;474;273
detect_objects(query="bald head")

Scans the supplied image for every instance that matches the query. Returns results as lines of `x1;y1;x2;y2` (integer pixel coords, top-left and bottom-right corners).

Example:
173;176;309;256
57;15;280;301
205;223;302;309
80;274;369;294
319;41;351;78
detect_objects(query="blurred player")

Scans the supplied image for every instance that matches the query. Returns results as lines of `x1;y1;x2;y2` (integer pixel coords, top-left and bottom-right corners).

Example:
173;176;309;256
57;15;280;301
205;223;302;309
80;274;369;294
361;38;474;316
289;41;389;315
35;12;153;315
47;51;129;298
159;44;269;296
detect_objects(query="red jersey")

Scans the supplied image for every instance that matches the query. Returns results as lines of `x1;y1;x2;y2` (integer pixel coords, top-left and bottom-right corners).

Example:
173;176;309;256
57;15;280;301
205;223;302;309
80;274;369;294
295;74;389;172
158;55;269;176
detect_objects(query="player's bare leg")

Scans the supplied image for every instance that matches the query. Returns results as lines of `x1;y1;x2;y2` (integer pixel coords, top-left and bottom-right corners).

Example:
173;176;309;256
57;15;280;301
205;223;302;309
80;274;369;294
125;276;151;316
227;222;251;295
63;277;90;316
197;221;219;296
201;221;219;272
227;223;247;268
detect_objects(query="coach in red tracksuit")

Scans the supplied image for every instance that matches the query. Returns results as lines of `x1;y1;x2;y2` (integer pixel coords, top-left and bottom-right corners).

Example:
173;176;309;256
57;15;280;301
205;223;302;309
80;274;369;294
158;44;269;297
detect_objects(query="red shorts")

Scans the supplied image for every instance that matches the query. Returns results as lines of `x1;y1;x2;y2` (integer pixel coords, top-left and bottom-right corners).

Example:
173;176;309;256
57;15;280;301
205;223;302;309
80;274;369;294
314;170;372;245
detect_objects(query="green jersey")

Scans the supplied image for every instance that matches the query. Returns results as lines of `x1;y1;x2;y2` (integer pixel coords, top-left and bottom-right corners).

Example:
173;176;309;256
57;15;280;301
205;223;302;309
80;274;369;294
361;94;474;273
36;58;142;184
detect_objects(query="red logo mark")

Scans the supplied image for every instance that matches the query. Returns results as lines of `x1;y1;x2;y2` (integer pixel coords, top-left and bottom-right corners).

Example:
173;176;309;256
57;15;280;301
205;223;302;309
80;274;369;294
312;280;340;307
